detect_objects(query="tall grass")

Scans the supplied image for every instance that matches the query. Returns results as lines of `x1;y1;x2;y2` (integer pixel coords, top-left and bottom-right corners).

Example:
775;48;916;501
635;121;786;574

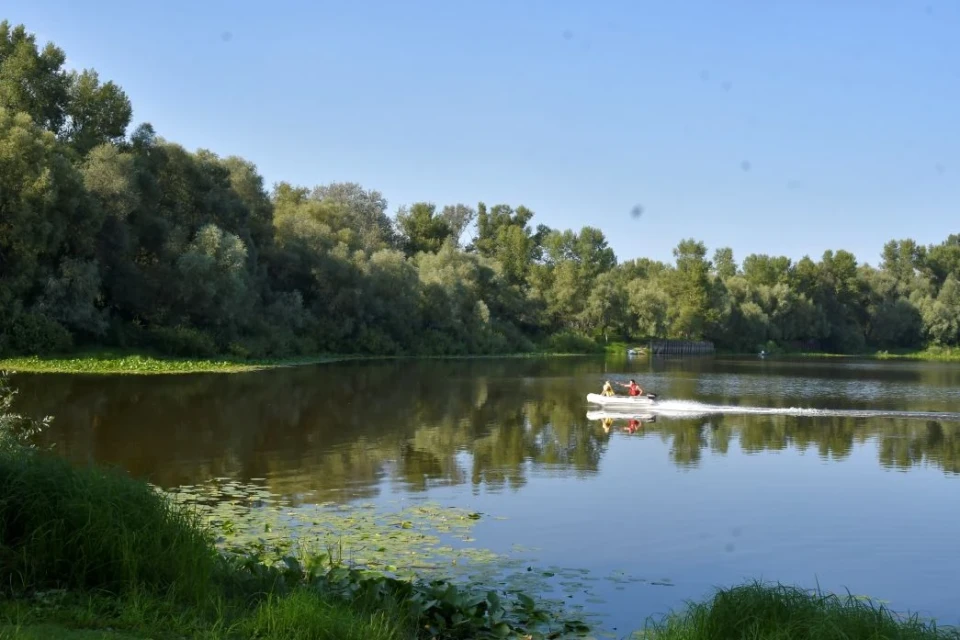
239;591;404;640
642;581;960;640
0;450;408;639
0;452;220;600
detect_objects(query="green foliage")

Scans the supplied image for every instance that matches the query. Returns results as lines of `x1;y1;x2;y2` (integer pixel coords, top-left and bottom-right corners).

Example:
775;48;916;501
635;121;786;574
0;373;52;452
146;325;219;358
1;312;73;356
3;20;960;361
396;202;454;256
542;332;603;354
639;581;960;639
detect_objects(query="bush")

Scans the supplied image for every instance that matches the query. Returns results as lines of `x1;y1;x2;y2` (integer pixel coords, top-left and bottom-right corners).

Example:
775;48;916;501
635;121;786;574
145;325;218;358
2;312;73;356
543;331;602;354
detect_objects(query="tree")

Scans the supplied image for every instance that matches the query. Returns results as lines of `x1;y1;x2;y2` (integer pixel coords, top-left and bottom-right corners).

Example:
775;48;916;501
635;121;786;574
472;203;538;286
741;254;792;288
0;21;70;132
439;204;476;247
62;70;132;155
627;279;669;338
310;182;395;252
713;247;737;279
0;109;87;307
666;239;712;338
396;202;453;256
5;20;960;359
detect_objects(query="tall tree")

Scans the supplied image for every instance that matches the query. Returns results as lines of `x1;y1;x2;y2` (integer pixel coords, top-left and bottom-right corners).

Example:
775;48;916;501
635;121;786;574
396;202;453;256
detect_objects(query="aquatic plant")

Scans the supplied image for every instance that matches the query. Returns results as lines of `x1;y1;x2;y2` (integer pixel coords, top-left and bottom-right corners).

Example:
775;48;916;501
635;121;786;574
167;480;594;638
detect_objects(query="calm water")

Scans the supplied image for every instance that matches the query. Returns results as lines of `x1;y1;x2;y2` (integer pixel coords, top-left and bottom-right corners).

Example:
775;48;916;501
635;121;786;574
11;356;960;632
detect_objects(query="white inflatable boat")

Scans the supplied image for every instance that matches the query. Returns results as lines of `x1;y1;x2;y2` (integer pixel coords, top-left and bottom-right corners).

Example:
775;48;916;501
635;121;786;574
586;410;656;422
585;393;658;408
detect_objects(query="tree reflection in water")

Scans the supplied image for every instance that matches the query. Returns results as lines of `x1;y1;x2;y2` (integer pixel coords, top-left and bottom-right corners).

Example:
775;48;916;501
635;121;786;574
9;358;960;503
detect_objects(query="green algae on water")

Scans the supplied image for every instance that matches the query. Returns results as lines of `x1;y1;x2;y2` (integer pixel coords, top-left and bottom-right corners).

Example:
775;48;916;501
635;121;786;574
163;480;621;633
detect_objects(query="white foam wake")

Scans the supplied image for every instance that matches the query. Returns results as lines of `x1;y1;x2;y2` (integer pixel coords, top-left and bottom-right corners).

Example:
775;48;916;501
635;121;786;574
638;400;960;422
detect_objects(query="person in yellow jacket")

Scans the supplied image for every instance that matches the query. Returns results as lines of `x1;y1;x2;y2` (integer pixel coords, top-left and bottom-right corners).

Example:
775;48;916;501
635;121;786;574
601;380;616;397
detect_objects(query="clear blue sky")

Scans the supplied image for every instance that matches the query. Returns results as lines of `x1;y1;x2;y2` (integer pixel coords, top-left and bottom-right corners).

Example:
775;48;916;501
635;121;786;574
6;0;958;266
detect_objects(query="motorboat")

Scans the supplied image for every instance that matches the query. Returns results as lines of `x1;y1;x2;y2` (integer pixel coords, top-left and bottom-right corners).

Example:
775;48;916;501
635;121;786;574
586;410;656;422
585;392;658;408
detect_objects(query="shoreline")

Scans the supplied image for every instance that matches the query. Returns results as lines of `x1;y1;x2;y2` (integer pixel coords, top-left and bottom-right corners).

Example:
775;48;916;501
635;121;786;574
716;348;960;363
0;350;597;375
3;345;959;375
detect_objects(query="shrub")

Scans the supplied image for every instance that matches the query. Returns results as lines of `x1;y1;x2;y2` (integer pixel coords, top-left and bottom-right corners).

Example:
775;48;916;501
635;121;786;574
3;312;73;356
543;331;602;354
145;325;218;358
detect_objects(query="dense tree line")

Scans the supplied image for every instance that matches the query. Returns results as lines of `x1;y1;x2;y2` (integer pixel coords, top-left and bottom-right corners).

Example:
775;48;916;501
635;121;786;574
1;22;958;358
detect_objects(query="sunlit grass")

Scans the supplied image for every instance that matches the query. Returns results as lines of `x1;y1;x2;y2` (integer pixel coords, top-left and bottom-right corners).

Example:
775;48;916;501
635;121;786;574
719;348;960;362
638;581;960;640
0;589;402;640
0;352;345;375
875;347;960;362
0;349;592;375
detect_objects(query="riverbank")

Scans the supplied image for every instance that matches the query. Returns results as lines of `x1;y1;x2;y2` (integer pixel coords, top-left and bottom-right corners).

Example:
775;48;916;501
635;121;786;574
0;447;588;640
3;451;958;640
0;353;356;375
0;350;595;376
718;347;960;362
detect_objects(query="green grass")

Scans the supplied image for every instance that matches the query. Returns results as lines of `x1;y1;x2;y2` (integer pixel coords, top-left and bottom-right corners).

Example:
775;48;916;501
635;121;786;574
0;624;147;639
639;581;960;640
0;453;219;599
874;346;960;362
0;589;402;640
0;449;408;640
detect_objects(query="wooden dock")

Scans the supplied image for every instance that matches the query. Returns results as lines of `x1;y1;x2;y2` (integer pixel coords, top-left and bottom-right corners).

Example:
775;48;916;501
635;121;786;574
649;339;715;356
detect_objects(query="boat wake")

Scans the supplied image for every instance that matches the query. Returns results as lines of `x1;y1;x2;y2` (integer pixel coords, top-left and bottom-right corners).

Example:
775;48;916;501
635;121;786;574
615;400;960;422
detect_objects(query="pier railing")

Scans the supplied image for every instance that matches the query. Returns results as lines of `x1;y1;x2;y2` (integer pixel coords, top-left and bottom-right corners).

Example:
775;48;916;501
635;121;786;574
649;339;715;356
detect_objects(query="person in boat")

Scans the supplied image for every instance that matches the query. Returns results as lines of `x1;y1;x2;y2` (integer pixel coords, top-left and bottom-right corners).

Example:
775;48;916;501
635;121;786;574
616;379;644;397
601;380;616;397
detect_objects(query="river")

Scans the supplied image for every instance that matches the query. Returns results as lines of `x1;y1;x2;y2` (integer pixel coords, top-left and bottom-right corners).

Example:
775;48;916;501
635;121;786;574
10;356;960;634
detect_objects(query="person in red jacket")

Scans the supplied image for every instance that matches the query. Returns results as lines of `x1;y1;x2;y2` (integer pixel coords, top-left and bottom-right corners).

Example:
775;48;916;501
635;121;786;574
616;379;644;396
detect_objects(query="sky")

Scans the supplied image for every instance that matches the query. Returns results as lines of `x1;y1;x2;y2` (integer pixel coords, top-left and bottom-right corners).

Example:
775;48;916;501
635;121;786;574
5;0;958;266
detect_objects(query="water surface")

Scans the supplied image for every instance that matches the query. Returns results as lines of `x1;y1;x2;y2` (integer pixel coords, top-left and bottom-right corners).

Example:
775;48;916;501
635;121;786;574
12;356;960;633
